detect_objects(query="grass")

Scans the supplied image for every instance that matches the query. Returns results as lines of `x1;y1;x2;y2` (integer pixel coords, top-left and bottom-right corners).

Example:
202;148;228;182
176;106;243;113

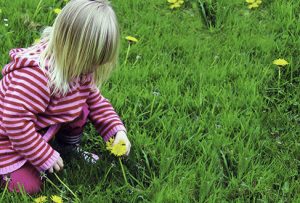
0;0;299;202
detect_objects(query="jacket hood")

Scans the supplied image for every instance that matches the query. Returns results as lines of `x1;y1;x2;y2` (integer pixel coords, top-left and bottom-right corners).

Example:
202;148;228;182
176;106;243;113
2;40;48;76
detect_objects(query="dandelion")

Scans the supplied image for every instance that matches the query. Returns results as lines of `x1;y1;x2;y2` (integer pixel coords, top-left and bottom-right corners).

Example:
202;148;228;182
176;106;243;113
273;58;289;67
106;138;129;185
168;0;184;9
125;36;138;43
273;58;289;95
246;0;262;9
51;195;63;203
124;36;138;65
34;196;47;203
34;38;41;44
106;138;127;157
53;8;62;14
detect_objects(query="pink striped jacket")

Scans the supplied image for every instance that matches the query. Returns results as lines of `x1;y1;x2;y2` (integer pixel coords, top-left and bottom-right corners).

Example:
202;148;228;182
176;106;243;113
0;41;126;174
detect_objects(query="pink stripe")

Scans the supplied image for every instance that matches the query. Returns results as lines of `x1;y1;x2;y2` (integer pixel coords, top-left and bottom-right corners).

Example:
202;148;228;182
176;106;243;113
1;121;24;128
13;134;40;151
0;155;23;166
24;59;32;67
88;93;100;103
12;86;45;110
101;122;124;137
15;74;49;101
9;128;36;145
2;116;34;122
15;58;25;68
30;143;51;165
23;140;45;158
0;84;5;97
6;90;45;113
23;68;48;85
90;106;114;115
4;98;39;114
52;91;89;103
4;122;33;134
96;118;121;132
93;111;118;121
49;100;86;111
0;159;27;175
37;114;74;124
2;73;10;91
89;101;112;108
94;115;120;126
88;94;106;104
36;150;59;171
89;102;113;110
89;107;113;117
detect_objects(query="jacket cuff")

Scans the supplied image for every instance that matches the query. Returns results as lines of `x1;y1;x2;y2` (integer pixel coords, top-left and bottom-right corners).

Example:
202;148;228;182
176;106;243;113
103;125;127;142
37;150;60;171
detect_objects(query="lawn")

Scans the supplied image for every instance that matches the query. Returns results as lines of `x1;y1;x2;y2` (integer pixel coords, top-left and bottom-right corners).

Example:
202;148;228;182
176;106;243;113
0;0;299;202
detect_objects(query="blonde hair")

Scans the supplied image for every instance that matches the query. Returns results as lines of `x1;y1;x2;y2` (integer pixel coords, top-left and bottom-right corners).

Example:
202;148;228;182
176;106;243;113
39;0;120;96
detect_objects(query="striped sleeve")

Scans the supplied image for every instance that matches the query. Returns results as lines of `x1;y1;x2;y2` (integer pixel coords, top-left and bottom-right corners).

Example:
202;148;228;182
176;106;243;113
2;67;60;171
87;88;126;142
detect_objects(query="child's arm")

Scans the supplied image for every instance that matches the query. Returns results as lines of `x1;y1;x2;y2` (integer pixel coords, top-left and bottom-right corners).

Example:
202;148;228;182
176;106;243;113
86;87;127;142
2;68;61;172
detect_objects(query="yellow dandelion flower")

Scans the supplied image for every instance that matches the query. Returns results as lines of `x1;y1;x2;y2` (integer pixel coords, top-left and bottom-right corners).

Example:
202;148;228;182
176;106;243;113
106;138;127;157
170;3;181;9
246;0;262;9
125;36;138;43
51;195;63;203
34;38;41;44
248;3;259;9
34;196;47;203
53;8;62;14
111;140;126;156
168;0;184;9
273;59;289;66
106;137;114;151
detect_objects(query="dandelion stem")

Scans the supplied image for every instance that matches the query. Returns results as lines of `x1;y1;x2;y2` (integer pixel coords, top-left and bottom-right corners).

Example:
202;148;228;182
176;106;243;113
54;173;79;201
0;178;9;202
278;67;281;95
44;176;62;193
124;44;131;66
119;158;128;185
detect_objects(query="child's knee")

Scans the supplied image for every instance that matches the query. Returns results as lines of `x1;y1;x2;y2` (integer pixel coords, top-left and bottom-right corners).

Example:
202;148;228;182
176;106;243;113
5;162;42;195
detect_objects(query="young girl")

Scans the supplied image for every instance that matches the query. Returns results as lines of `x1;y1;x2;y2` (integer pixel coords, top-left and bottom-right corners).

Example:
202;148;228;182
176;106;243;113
0;0;131;194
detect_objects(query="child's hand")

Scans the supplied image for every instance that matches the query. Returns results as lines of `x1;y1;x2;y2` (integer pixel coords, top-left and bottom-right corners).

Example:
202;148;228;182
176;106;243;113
48;156;64;173
113;131;131;156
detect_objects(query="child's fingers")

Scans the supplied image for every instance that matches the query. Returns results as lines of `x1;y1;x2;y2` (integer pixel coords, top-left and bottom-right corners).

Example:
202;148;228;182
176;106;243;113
125;147;130;156
48;167;54;173
125;141;131;156
57;157;64;168
53;163;61;172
